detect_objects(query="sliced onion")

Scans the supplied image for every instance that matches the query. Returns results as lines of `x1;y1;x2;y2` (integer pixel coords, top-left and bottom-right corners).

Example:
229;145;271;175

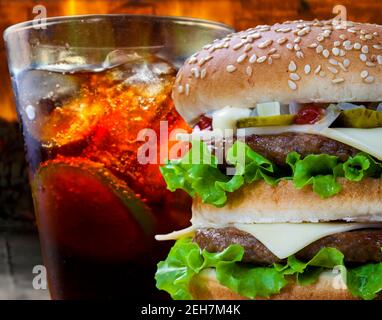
288;101;302;115
377;103;382;112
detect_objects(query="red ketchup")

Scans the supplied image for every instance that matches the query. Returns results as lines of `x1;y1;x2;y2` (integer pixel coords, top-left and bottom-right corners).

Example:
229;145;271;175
294;105;325;124
197;115;212;130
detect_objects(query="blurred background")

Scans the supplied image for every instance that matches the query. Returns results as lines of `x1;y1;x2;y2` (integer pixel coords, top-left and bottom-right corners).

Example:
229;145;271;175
0;0;382;299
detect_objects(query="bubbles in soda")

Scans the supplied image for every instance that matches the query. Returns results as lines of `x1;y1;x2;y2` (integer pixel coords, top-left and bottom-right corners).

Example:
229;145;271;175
16;52;189;202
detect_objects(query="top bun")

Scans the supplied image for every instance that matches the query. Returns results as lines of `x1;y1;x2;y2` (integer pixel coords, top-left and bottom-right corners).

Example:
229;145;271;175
173;20;382;124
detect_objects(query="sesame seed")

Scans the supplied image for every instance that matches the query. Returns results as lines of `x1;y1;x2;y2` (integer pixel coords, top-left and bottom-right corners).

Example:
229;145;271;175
373;44;382;50
348;28;357;34
364;75;375;83
249;54;257;63
334;41;341;47
332;78;345;84
246;66;253;76
185;84;190;96
361;45;369;54
354;43;362;50
361;29;367;35
288;60;297;72
271;54;281;59
177;85;183;93
377;55;382;64
244;44;252;52
317;35;324;42
332;48;340;56
343;59;350;68
366;61;376;67
258;39;273;49
281;27;292;33
339;49;346;56
286;43;293;50
374;32;379;36
268;48;277;55
233;42;244;50
339;34;347;40
277;37;288;44
290;73;300;81
250;33;262;39
338;62;347;72
308;43;318;48
198;58;206;67
294;44;301;51
329;58;338;65
314;65;322;74
237;54;247;63
323;49;330;58
226;65;237;73
191;67;200;78
288;80;297;91
257;56;267;63
316;45;324;54
188;57;197;64
323;30;331;38
205;55;213;62
360;70;369;79
296;51;304;59
294;37;302;43
203;44;212;50
268;57;273;64
297;27;311;36
365;34;373;40
360;53;367;62
343;40;351;47
328;66;338;74
200;69;207;79
304;64;311;74
344;44;353;51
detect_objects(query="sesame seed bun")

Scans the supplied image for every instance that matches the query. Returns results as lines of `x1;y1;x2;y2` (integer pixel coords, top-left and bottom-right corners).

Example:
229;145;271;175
189;268;380;300
173;20;382;124
191;178;382;225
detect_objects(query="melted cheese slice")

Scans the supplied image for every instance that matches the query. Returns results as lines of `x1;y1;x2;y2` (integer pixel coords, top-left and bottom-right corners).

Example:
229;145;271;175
234;223;382;259
321;128;382;161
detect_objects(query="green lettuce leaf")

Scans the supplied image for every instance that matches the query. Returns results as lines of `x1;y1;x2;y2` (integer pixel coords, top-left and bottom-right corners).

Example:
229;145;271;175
161;141;382;206
155;238;203;300
155;238;287;300
286;152;342;198
160;141;278;207
156;239;382;300
347;261;382;300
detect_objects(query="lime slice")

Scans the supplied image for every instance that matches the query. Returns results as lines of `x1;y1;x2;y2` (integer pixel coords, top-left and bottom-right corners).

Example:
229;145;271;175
32;158;155;260
237;114;295;128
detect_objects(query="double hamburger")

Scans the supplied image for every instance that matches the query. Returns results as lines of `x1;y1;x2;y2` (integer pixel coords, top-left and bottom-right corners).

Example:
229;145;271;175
155;19;382;300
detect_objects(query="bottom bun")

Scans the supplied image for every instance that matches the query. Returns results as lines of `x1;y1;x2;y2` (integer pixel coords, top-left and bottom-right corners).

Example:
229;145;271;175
189;269;361;300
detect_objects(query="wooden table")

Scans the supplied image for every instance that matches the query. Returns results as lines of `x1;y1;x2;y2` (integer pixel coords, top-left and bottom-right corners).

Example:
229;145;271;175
0;222;49;300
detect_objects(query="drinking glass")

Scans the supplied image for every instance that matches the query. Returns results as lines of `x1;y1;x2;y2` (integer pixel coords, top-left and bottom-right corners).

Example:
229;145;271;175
4;14;233;299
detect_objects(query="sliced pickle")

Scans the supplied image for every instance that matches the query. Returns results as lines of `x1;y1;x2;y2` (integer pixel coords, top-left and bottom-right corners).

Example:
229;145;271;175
337;108;382;128
236;114;295;128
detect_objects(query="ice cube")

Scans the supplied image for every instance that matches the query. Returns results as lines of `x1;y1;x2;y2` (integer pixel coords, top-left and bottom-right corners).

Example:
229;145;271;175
102;50;142;70
16;69;104;148
17;69;81;113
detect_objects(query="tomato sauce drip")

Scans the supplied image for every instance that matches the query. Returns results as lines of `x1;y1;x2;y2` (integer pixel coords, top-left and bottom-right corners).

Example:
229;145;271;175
294;105;325;125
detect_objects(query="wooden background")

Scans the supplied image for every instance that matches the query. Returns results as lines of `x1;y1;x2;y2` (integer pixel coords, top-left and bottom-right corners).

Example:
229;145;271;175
1;0;382;120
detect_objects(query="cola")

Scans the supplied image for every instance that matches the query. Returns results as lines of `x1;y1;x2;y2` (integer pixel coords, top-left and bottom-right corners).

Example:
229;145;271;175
13;52;192;299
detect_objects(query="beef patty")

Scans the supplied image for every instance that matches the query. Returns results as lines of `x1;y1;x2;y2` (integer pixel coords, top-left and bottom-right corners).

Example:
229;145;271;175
194;227;382;265
244;133;359;166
